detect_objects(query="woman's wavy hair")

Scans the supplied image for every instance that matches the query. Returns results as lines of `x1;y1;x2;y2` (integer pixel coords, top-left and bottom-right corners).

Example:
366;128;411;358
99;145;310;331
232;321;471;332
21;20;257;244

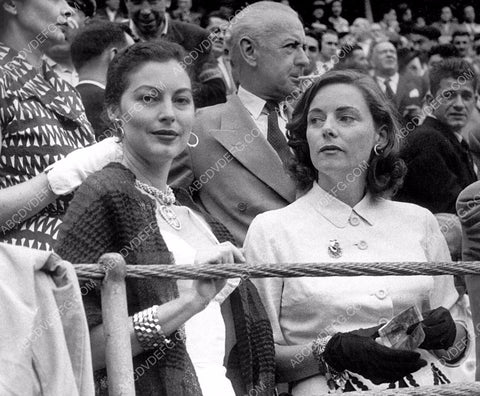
287;70;407;197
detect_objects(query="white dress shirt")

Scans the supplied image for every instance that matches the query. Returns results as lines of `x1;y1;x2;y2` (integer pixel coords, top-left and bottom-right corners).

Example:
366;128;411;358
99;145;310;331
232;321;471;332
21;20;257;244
237;85;288;139
245;183;474;394
376;72;399;95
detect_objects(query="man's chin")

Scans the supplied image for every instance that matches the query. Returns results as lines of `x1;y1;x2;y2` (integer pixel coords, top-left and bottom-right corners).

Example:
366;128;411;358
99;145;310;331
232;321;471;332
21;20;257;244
137;23;160;37
447;120;467;132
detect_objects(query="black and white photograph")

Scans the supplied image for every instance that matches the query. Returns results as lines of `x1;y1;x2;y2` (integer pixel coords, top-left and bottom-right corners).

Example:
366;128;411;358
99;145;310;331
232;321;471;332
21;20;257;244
1;0;480;395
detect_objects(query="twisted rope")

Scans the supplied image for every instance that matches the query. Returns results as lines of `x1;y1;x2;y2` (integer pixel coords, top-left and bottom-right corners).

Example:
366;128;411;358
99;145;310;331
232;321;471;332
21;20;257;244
347;382;480;395
74;260;480;280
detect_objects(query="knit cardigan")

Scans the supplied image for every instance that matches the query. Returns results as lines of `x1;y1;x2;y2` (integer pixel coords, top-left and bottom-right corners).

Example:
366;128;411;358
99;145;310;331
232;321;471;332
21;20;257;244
55;162;275;396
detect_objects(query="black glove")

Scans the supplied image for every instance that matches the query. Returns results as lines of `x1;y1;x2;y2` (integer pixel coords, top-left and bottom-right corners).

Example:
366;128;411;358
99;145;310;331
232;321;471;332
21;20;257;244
407;307;456;350
323;332;427;385
349;324;382;339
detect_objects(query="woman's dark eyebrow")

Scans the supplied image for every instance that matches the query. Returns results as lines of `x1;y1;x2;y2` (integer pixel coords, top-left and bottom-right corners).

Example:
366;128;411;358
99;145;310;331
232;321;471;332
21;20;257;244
336;106;360;113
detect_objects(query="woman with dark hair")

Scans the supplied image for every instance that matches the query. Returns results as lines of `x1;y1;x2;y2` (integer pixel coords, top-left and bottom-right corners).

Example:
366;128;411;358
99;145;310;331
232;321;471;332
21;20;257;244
55;40;275;396
245;70;473;394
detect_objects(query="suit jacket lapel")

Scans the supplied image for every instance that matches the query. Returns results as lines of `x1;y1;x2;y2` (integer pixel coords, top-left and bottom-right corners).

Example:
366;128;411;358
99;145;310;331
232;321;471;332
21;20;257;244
210;95;296;202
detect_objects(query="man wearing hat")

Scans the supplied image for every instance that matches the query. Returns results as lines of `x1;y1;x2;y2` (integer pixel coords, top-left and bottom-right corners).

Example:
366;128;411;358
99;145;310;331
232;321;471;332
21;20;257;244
44;0;96;86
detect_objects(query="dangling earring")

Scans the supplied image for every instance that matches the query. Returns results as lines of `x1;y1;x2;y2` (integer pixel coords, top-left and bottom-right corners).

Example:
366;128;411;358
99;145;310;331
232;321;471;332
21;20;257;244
114;118;125;140
187;132;199;148
373;143;383;156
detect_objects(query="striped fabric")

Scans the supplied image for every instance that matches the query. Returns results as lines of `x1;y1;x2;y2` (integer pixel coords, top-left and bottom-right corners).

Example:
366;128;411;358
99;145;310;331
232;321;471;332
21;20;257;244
0;43;95;251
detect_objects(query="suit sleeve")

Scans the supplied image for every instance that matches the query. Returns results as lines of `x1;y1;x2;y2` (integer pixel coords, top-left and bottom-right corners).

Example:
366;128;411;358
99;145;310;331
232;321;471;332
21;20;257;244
188;28;227;108
400;136;463;213
244;215;287;345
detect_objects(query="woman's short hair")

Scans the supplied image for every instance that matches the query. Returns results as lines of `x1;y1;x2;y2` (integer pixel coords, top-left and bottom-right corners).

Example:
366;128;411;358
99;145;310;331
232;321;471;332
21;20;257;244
287;70;407;197
103;40;189;138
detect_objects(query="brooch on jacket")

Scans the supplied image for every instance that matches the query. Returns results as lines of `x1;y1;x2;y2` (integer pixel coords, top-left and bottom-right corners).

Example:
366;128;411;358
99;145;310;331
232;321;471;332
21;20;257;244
328;239;342;259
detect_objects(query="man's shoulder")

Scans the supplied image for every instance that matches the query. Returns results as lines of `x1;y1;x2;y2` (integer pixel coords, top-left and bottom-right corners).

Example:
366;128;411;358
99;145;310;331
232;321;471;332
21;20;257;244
195;96;241;121
402;120;455;156
169;19;209;40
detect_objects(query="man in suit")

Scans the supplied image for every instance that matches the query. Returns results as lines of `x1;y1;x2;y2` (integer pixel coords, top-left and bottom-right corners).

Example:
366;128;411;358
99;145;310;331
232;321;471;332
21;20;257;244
204;11;237;95
397;58;478;215
71;21;134;141
371;40;427;122
124;0;226;107
173;1;308;245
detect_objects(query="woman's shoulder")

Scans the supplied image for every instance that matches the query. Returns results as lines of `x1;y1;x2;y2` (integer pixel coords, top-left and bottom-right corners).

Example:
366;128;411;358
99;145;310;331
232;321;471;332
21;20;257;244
249;198;308;231
377;198;436;222
81;162;135;194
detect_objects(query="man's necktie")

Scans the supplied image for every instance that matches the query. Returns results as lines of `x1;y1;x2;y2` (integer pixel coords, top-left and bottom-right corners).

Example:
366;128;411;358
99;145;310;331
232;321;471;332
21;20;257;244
384;78;395;101
264;100;292;166
460;138;478;178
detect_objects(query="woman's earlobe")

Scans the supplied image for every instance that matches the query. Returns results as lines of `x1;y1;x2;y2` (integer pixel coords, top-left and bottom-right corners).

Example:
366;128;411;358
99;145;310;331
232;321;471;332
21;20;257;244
2;0;18;15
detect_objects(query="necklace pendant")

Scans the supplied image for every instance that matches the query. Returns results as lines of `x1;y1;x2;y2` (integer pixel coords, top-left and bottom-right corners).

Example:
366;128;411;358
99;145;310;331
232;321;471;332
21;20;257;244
328;239;342;259
159;205;182;230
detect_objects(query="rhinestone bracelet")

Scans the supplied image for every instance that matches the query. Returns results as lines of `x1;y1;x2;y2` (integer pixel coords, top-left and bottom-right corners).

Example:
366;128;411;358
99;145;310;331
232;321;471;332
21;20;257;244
132;305;169;350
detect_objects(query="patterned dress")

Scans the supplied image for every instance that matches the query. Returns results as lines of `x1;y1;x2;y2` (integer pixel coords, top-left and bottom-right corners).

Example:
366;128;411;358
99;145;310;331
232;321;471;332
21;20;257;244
0;43;94;250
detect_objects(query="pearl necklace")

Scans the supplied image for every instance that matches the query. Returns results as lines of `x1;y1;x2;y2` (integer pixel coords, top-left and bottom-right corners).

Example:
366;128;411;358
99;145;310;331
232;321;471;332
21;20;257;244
135;179;181;230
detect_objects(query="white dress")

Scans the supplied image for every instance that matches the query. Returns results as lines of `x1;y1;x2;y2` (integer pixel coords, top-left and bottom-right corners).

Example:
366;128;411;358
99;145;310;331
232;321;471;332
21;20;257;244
160;207;239;396
244;183;474;394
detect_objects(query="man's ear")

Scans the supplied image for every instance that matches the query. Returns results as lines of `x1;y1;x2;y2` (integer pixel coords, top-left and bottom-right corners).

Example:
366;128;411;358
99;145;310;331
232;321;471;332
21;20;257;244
109;47;119;62
2;0;18;16
239;36;257;67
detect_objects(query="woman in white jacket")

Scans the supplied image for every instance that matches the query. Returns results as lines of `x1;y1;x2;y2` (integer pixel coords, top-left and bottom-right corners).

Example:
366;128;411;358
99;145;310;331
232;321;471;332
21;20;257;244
244;70;474;394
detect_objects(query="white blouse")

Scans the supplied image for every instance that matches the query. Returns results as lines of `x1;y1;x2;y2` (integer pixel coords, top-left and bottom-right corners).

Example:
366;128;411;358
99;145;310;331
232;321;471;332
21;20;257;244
244;183;474;394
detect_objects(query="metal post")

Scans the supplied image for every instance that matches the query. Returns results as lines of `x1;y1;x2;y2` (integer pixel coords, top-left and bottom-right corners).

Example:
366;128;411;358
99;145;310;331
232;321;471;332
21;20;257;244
100;253;135;395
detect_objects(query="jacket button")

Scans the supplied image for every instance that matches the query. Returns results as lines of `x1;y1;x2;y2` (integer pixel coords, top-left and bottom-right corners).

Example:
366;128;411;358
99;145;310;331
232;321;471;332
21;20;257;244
349;215;360;226
376;289;387;299
237;202;248;212
357;240;368;250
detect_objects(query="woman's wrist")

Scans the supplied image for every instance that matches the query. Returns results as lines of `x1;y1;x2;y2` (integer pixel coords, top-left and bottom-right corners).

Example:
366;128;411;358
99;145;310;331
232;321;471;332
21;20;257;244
132;305;172;351
311;335;332;374
433;322;469;364
180;289;210;314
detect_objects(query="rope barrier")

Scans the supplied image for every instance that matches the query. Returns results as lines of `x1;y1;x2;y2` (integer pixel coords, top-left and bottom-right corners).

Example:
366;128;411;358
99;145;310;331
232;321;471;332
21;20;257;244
74;260;480;280
74;257;480;395
347;382;480;395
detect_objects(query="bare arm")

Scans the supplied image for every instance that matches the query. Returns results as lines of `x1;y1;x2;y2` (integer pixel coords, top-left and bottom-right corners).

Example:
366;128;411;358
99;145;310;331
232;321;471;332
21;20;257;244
90;289;207;371
275;343;320;383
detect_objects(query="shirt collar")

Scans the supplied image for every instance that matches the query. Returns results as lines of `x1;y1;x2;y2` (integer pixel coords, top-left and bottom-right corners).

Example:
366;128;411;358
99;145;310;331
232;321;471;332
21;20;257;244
237;85;287;121
76;80;106;90
376;72;399;90
302;182;377;228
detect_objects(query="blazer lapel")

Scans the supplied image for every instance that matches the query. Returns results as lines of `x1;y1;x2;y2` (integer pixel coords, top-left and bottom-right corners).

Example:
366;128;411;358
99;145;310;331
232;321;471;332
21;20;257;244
210;95;296;202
